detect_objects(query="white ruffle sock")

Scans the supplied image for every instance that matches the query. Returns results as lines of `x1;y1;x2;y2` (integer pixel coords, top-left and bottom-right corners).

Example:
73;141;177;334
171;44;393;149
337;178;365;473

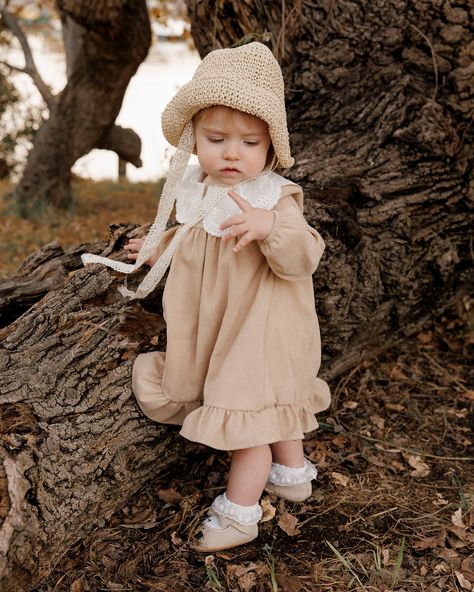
265;458;318;502
193;493;261;552
208;493;262;526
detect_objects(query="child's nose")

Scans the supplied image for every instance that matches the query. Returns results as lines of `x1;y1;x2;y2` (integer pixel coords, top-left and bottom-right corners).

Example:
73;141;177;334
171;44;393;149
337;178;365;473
223;142;240;160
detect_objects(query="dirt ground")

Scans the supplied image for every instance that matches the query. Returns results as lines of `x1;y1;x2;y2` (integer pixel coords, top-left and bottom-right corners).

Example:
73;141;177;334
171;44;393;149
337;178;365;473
33;295;473;592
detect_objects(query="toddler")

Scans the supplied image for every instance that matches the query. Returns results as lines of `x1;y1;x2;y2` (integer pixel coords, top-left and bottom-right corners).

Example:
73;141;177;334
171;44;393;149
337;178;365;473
83;42;330;552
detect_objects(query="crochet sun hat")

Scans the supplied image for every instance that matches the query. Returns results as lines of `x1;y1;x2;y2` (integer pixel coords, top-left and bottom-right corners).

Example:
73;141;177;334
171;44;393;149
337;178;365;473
162;42;294;169
82;42;293;299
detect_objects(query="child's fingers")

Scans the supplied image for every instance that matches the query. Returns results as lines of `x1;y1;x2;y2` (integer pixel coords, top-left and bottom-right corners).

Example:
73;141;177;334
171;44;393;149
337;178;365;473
228;190;252;212
233;231;253;252
220;213;246;231
221;222;247;243
124;238;145;253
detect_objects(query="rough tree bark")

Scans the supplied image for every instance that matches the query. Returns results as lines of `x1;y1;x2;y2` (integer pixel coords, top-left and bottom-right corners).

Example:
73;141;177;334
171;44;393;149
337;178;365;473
0;227;194;592
11;0;151;215
187;0;474;376
1;0;473;589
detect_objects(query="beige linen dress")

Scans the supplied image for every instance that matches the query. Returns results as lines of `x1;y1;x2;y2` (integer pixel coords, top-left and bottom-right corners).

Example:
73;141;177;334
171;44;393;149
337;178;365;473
132;168;331;450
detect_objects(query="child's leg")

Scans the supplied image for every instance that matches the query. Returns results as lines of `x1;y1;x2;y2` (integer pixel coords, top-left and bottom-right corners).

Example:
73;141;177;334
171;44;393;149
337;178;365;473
194;445;271;552
226;444;272;505
270;439;305;467
266;439;317;502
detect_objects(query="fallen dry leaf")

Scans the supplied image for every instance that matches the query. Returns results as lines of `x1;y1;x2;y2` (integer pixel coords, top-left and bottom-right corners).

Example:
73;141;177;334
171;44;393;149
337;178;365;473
452;508;466;529
365;453;385;468
417;331;433;344
433;492;450;507
120;506;157;529
405;454;430;478
461;558;474;578
331;471;350;487
455;571;473;591
391;459;405;472
236;571;256;592
385;403;405;413
437;548;459;562
106;582;127;591
308;441;327;463
278;512;301;536
449;533;468;549
276;574;303;592
157;487;182;505
170;531;183;546
229;563;260;592
447;524;474;546
260;497;276;523
331;434;347;448
70;578;83;592
434;562;450;574
412;528;446;550
369;414;385;430
344;400;359;409
389;365;408;379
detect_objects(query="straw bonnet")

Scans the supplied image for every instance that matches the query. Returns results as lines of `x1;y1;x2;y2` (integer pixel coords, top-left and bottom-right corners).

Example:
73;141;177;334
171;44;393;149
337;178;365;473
162;42;294;168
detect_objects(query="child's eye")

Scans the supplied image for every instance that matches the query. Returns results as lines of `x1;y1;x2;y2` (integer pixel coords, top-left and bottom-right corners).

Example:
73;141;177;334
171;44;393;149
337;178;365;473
208;137;223;143
245;141;259;146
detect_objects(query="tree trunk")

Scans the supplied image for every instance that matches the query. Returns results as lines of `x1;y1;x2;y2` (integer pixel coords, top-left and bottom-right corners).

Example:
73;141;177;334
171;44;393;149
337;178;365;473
187;0;474;378
0;225;200;591
1;1;473;589
14;0;151;215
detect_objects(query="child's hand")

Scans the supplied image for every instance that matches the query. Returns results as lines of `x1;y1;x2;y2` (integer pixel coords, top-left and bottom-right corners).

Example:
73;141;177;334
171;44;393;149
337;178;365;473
124;237;159;266
220;190;275;253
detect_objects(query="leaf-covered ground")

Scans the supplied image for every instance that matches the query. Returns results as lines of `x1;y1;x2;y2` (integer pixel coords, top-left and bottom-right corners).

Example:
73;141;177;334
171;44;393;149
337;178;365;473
34;302;473;592
2;182;473;592
0;179;162;279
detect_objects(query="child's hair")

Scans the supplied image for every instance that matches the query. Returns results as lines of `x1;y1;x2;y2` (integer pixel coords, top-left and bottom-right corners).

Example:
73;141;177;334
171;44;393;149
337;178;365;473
265;146;278;172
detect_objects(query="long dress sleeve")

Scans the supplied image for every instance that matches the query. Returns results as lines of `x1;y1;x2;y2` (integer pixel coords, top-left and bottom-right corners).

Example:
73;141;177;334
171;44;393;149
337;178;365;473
258;186;325;281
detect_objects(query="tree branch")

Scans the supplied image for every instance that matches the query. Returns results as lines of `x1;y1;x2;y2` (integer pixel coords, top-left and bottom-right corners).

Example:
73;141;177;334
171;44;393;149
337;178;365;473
97;125;143;168
0;59;26;74
0;8;56;110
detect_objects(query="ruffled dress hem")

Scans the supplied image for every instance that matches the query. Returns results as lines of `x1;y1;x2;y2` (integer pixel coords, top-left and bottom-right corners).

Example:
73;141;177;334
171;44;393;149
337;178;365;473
133;351;331;450
180;401;319;451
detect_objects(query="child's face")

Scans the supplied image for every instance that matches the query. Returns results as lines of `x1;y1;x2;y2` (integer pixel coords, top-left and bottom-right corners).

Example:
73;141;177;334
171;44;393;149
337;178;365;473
194;107;271;186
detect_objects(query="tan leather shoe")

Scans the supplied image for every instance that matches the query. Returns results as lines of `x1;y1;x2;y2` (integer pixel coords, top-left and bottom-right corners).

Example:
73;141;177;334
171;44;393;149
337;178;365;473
264;481;312;502
192;513;258;552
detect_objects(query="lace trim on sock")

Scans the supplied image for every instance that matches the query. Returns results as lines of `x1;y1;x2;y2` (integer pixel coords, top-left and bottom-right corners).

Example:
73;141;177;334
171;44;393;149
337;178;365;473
211;493;262;526
267;458;318;486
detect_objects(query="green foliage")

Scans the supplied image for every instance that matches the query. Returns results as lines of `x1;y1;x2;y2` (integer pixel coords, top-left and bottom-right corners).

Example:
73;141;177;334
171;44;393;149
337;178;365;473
0;22;45;179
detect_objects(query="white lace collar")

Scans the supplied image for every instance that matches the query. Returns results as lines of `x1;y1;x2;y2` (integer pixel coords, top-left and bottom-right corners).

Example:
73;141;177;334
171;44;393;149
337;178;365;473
175;165;297;237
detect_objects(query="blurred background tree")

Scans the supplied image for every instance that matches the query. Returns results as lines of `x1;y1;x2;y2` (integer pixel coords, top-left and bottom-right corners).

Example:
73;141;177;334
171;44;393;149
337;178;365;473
0;17;44;179
1;0;152;215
